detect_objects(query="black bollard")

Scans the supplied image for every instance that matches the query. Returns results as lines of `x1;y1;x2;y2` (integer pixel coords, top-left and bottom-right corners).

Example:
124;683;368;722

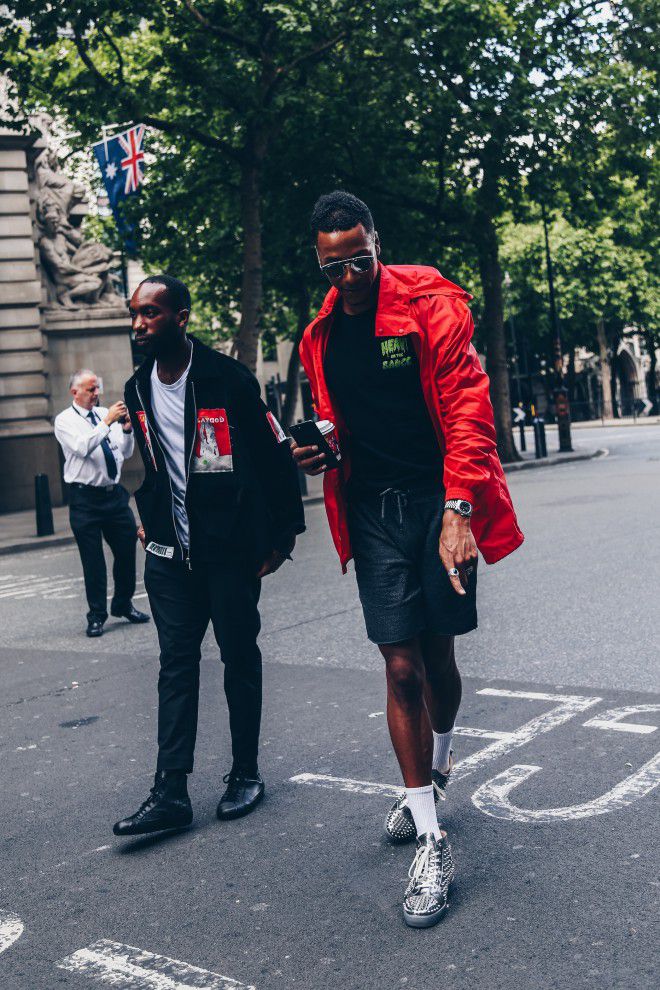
34;473;54;536
532;416;548;459
518;422;527;452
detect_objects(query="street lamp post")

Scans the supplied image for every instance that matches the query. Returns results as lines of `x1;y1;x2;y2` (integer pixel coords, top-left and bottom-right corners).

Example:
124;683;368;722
541;204;573;452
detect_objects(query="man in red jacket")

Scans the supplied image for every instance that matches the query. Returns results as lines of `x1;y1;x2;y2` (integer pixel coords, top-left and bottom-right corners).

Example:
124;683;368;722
293;191;523;928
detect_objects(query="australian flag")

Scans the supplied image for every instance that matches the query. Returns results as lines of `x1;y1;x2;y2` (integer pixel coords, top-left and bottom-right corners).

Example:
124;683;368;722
92;124;146;251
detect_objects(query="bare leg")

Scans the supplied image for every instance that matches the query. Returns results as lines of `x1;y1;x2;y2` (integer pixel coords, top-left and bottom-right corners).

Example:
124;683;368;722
380;638;433;788
421;632;462;734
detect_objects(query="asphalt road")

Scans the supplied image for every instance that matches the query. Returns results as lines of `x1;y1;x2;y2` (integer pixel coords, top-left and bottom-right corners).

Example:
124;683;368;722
0;425;658;990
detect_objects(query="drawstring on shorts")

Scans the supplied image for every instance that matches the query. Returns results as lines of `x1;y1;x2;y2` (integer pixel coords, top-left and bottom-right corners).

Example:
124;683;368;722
379;487;408;525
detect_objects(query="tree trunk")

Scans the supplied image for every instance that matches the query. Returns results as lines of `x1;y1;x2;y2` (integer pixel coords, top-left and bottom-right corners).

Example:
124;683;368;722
281;284;310;428
234;131;266;371
596;317;613;418
476;216;520;462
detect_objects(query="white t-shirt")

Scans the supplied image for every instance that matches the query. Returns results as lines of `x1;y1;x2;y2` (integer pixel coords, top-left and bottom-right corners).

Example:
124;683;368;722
150;348;193;548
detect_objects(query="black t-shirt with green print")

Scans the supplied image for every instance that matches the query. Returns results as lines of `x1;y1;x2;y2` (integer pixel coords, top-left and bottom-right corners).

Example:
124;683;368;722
324;304;443;497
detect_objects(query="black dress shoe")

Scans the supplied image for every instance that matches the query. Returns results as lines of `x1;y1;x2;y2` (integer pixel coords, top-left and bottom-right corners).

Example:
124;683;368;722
110;604;150;623
216;768;265;821
113;770;193;837
86;619;104;638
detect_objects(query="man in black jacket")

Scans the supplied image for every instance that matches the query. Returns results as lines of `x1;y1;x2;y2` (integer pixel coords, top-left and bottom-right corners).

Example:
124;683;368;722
113;274;305;837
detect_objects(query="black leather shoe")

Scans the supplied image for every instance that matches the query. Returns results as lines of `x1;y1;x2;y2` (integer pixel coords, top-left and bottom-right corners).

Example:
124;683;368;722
86;619;104;638
113;770;193;837
216;768;265;821
110;604;150;624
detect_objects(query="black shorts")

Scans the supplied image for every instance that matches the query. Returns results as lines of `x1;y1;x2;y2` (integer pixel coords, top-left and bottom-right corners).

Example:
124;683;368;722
347;485;478;645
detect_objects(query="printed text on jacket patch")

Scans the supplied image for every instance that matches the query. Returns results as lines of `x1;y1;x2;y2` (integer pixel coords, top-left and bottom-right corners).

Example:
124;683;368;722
193;408;233;473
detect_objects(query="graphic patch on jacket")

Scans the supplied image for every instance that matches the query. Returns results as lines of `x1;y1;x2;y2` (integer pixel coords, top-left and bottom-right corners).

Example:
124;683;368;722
380;336;413;370
136;410;156;468
146;541;174;559
266;411;288;443
193;408;233;473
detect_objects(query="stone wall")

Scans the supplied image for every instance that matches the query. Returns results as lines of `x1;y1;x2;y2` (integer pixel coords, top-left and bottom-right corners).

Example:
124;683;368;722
0;132;62;512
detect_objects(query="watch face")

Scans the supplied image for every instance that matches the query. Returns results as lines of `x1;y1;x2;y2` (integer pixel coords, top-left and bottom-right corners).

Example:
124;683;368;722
459;500;471;515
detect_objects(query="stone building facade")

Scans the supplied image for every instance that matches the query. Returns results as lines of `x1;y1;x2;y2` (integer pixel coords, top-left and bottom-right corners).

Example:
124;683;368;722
0;129;137;513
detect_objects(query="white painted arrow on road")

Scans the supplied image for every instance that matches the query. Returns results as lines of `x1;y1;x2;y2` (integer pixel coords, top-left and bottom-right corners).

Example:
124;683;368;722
0;910;24;956
57;939;255;989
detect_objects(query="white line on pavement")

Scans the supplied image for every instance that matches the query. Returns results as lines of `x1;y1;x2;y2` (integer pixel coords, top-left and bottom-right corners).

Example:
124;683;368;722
583;704;659;735
471;751;660;822
57;939;256;989
454;726;512;741
451;689;602;781
0;909;24;956
290;773;400;797
291;690;602;798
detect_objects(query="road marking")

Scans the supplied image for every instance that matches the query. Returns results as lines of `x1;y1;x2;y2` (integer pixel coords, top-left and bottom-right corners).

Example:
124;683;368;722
291;773;400;798
57;939;255;989
0;575;146;603
472;751;660;822
454;725;511;741
584;704;660;735
451;689;601;781
291;690;602;798
0;909;24;955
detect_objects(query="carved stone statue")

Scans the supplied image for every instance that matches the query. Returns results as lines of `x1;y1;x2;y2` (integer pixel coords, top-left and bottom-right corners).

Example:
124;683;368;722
35;136;123;309
35;146;87;224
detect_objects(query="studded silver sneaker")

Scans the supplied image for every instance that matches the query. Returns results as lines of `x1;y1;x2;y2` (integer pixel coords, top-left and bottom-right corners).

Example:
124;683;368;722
402;831;455;928
385;752;453;844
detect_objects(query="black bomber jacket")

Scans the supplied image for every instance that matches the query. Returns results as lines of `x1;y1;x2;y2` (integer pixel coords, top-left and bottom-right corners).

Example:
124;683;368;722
124;334;305;567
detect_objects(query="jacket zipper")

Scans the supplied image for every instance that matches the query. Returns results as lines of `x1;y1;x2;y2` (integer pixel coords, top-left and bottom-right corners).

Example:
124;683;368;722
135;380;186;564
184;380;197;570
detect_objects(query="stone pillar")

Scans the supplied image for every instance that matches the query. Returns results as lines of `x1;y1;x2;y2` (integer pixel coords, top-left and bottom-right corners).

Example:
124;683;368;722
0;132;62;512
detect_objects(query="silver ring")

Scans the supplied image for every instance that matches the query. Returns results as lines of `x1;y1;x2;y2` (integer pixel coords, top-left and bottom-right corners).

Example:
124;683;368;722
448;567;459;577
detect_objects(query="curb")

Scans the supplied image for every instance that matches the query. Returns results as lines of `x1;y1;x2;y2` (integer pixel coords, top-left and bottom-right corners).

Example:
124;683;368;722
0;491;329;557
0;448;608;557
502;447;607;473
0;535;77;557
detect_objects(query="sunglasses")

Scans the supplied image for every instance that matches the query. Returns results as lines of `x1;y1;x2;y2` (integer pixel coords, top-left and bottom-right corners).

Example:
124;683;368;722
317;252;375;282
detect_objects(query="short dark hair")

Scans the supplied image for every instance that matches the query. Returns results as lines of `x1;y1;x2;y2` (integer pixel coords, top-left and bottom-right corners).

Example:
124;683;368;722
140;274;191;313
310;191;374;240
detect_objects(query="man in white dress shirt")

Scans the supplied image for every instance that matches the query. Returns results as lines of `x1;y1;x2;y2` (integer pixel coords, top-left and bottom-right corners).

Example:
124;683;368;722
54;369;150;637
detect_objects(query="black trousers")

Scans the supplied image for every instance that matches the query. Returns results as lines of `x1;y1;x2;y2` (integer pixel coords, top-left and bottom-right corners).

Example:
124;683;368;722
144;553;262;775
69;484;137;623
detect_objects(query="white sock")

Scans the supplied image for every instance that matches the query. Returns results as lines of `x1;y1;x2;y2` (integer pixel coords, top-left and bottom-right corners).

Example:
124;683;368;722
405;785;441;840
432;729;453;774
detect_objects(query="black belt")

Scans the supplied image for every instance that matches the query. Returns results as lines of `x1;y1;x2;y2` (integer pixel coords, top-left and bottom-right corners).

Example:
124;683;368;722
71;482;118;493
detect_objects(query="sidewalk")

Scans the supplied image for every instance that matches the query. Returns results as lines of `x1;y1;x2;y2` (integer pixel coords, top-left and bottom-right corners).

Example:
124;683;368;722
549;417;660;430
0;449;604;558
0;474;325;557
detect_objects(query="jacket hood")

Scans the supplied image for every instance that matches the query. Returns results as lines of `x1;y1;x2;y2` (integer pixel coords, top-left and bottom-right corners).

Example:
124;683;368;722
315;263;472;321
383;264;472;302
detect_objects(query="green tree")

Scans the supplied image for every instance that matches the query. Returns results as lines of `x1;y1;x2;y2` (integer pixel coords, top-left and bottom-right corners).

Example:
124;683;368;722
1;0;360;370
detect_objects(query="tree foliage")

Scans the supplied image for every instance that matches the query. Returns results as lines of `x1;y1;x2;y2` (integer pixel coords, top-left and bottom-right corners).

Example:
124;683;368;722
1;1;656;445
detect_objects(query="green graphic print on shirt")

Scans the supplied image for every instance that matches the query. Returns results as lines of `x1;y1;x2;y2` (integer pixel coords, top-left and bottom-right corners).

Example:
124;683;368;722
380;336;413;370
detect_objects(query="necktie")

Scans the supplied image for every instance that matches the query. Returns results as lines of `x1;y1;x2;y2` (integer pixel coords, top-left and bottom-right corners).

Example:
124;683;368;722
88;409;118;480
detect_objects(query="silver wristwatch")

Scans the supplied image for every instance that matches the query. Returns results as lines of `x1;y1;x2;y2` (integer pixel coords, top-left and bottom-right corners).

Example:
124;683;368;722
444;498;473;518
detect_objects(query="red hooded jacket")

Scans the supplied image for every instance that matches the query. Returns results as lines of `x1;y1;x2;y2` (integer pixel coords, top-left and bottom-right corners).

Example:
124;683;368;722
299;263;524;572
